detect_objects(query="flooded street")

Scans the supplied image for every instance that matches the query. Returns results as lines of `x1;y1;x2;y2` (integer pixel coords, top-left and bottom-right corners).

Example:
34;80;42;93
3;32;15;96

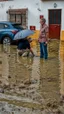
0;39;64;114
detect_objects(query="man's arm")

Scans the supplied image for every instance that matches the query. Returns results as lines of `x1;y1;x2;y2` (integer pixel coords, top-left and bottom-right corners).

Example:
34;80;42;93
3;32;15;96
30;48;35;56
46;32;49;43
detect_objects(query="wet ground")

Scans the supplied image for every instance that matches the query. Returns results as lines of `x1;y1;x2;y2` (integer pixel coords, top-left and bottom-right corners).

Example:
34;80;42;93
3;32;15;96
0;39;64;114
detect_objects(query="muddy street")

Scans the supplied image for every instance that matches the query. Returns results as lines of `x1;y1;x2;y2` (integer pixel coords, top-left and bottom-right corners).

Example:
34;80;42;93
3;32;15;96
0;40;64;114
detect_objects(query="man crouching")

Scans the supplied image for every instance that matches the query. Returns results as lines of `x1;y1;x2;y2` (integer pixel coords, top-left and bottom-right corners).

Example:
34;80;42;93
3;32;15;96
17;37;35;57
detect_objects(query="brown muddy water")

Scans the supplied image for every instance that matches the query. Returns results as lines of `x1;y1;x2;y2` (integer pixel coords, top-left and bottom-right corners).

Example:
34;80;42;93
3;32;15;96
0;40;64;114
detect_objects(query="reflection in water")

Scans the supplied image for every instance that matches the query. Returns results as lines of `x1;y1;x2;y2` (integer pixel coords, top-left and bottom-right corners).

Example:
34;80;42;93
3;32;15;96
31;57;40;89
0;40;64;114
39;57;60;101
2;50;9;85
59;41;64;97
0;45;10;85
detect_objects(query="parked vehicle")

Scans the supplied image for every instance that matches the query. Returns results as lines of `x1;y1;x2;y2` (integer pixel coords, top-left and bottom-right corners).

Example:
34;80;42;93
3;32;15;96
0;21;24;45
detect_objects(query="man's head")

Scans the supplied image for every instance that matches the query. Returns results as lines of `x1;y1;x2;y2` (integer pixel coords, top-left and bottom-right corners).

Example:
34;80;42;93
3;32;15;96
40;18;46;25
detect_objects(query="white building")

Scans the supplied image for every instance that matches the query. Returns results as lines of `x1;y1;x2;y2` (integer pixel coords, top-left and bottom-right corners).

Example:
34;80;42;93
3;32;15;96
0;0;64;41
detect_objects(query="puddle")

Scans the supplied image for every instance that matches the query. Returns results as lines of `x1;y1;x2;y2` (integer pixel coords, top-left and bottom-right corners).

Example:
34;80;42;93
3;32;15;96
0;40;64;114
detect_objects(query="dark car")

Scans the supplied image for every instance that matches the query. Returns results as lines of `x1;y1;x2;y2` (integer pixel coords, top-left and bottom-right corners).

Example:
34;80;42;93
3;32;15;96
0;21;24;45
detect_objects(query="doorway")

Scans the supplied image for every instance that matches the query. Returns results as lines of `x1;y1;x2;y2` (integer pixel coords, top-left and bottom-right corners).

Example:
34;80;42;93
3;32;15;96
49;9;61;39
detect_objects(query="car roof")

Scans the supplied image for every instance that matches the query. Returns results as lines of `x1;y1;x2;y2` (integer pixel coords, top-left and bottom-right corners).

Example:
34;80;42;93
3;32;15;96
0;21;21;25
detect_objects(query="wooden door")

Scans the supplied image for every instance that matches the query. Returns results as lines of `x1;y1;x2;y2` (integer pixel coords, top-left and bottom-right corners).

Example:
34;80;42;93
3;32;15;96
49;9;61;39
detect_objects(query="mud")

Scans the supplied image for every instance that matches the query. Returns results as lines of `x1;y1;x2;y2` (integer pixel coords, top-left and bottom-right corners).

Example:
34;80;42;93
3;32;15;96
0;40;64;114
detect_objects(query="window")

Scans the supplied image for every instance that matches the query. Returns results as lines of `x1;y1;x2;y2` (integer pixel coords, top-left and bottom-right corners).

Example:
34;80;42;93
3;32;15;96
12;23;24;30
0;24;4;29
7;9;28;27
4;24;10;29
0;23;10;29
49;10;61;24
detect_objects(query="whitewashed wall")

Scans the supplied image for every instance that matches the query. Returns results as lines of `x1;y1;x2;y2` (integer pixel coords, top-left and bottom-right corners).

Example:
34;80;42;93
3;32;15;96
0;0;64;30
40;1;64;30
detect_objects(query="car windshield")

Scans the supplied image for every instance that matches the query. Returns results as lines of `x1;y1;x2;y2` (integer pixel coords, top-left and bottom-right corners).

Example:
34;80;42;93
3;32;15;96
12;23;24;30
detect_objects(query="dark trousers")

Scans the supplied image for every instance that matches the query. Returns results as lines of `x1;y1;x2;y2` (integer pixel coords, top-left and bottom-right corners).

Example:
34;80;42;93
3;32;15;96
40;42;48;59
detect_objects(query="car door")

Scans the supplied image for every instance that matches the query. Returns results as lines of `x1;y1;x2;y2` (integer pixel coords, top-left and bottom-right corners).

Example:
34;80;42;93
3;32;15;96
0;23;5;39
0;23;12;42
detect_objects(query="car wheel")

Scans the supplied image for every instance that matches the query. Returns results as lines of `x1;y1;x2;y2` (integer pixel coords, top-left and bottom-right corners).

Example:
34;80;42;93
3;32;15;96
3;37;11;45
